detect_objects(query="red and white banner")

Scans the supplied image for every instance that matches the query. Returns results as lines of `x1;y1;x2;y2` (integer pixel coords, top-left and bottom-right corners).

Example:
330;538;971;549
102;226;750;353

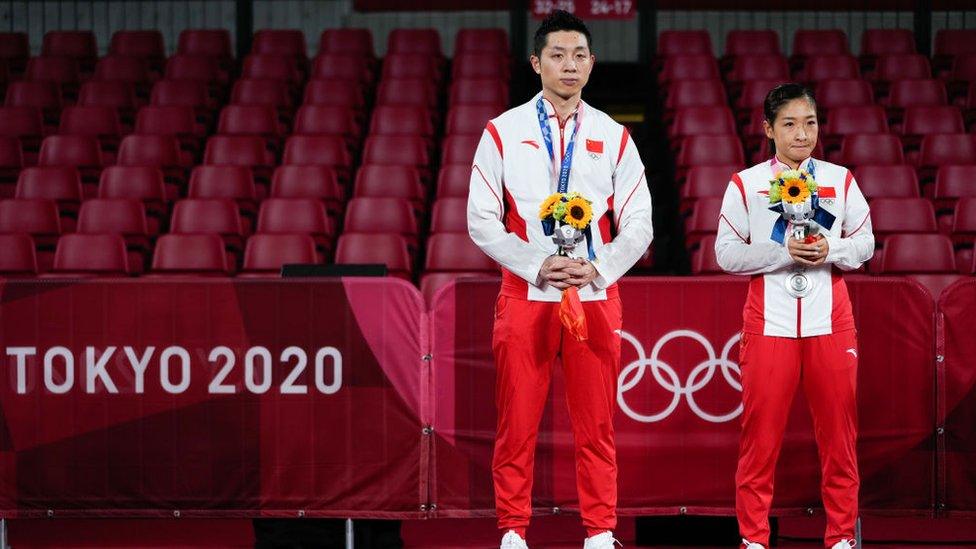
0;276;963;518
430;276;937;517
531;0;636;20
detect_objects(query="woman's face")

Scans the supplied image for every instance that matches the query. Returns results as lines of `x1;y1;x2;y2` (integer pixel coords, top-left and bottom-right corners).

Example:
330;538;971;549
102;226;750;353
764;97;818;165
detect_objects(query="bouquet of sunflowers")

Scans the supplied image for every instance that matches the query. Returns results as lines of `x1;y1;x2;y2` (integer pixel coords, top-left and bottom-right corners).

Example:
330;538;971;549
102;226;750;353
538;191;594;257
768;169;822;244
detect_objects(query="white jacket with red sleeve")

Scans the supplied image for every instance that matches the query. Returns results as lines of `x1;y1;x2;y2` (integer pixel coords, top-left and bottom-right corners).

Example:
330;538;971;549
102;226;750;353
466;92;653;302
715;157;874;338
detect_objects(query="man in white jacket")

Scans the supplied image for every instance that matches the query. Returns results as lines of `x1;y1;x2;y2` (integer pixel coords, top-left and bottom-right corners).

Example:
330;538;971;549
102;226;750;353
467;10;653;549
715;83;873;549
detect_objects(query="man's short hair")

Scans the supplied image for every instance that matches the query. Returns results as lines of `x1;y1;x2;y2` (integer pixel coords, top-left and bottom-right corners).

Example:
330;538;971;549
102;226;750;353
533;9;592;57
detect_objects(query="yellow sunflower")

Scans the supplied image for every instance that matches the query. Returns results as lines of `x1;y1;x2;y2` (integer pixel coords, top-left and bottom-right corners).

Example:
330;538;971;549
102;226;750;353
563;196;593;230
781;178;811;204
539;193;562;219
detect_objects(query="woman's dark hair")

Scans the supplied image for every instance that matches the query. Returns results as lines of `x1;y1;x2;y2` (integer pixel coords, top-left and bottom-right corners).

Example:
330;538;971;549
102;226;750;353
533;9;592;57
763;83;817;124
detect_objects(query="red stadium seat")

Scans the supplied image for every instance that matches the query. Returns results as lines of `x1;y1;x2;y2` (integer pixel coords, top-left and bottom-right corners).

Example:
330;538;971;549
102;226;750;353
441;135;480;166
310;54;372;84
670;107;737;142
452;54;509;80
344;197;418;248
950;53;976;84
135;106;205;152
677;135;744;168
354;165;425;210
800;55;860;83
935;165;976;204
735;79;789;111
0;136;21;193
0;106;44;155
76;198;150;271
729;55;790;83
861;29;915;58
93;55;152;87
50;233;128;276
318;28;374;58
362;136;429;168
659;55;720;83
792;29;848;58
854;165;920;199
430;197;468;233
381;53;441;81
875;54;932;82
902;106;965;137
838;134;904;167
881;233;955;272
37;135;102;186
4;81;62;122
242;54;301;84
177;29;232;65
425;232;495;272
0;199;60;247
271;166;344;218
204;135;276;181
369;105;435;137
446;105;503;136
293;105;360;144
335;233;412;279
230;78;294;111
724;30;780;57
252;29;307;60
165;54;225;85
97;166;167;229
686;197;723;245
281;135;351;183
58;106;122;160
817;79;875;109
376;78;437;108
952;197;976;244
681;165;743;215
15;167;83;215
118;134;186;170
0;32;30;71
256;198;333;258
78;81;138;122
666;80;727;111
935;29;976;59
825;106;889;137
302;79;366;111
170;198;244;254
437;165;472;199
456;28;508;55
42;31;97;70
150;79;212;112
387;28;442;57
450;79;508;106
870;198;937;238
151;233;228;276
918;134;976;171
218;104;282;139
110;30;165;67
25;56;80;90
691;234;724;275
888;79;947;108
188;165;257;218
0;233;38;276
659;30;712;57
241;233;318;276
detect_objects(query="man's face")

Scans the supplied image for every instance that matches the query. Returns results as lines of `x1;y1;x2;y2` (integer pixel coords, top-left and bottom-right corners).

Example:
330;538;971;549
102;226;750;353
531;30;594;100
763;98;819;165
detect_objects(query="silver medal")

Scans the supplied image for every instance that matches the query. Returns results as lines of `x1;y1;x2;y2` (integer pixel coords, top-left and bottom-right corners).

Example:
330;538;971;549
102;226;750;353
785;270;813;298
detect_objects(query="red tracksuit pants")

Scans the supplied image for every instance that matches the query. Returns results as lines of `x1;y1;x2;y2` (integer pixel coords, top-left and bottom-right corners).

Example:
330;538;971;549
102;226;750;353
491;293;623;536
736;330;859;549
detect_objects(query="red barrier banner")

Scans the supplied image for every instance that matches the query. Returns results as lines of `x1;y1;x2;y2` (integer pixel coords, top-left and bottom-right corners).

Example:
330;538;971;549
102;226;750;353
939;278;976;516
0;279;428;518
430;276;936;517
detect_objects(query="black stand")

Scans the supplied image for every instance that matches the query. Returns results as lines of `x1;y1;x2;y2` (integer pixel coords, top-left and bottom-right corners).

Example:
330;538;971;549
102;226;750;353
634;516;778;546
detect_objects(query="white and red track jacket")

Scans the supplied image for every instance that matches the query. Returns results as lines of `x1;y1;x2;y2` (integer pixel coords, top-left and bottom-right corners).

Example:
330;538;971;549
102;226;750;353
467;92;653;302
715;157;874;338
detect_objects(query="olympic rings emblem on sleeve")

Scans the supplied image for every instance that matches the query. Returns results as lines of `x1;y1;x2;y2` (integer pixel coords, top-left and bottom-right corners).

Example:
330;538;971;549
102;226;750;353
616;330;743;423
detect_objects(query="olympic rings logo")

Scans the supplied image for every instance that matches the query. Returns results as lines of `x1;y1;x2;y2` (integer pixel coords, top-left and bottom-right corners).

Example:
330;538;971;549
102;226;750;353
617;330;743;423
